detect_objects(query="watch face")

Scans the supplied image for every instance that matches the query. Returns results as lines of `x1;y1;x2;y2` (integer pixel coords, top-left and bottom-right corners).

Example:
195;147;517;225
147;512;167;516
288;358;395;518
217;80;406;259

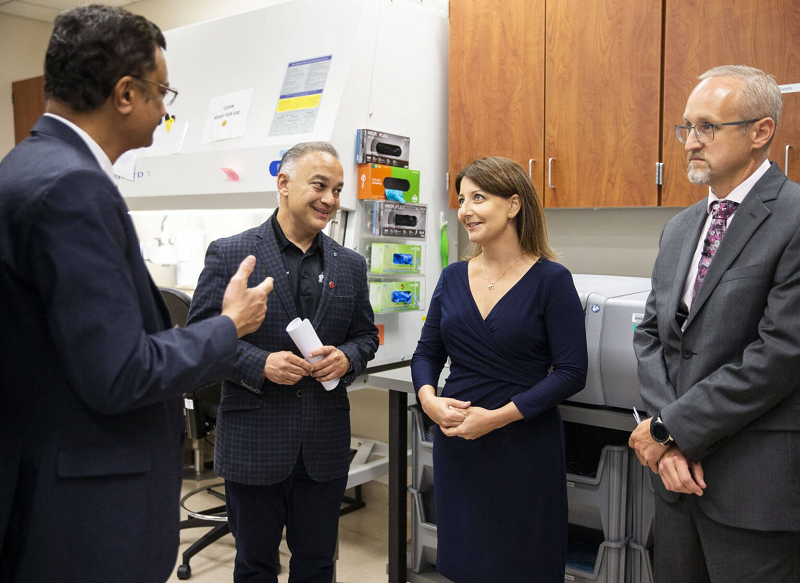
652;421;669;442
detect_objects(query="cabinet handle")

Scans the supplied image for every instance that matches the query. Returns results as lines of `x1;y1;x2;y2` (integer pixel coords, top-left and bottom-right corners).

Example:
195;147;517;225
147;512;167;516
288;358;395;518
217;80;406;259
548;158;555;189
786;145;792;176
528;158;535;178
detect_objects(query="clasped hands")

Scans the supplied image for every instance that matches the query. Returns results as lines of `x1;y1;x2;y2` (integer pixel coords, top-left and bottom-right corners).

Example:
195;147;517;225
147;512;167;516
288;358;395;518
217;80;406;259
264;346;349;385
418;389;500;440
629;418;706;496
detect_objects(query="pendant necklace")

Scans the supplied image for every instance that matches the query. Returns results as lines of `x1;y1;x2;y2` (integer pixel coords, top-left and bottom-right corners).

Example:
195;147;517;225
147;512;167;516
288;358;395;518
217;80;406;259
480;253;524;290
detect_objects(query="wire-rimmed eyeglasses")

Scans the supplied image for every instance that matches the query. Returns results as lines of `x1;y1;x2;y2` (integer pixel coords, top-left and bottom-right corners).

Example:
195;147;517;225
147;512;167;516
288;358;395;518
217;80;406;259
133;76;179;106
674;119;761;144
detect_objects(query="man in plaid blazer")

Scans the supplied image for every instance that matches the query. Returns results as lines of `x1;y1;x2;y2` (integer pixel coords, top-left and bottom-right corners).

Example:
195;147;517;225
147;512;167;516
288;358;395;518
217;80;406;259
188;142;379;582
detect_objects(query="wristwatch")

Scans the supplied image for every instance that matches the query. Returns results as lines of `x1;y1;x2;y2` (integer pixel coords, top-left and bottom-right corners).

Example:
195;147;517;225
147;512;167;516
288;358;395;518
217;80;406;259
650;415;674;446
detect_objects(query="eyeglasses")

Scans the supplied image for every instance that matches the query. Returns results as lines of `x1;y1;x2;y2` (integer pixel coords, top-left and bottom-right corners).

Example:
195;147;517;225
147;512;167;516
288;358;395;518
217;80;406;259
132;76;179;106
674;119;761;144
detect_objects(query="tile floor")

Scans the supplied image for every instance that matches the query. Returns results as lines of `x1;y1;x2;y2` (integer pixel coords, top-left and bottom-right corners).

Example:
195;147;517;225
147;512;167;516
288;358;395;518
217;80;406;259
167;479;409;583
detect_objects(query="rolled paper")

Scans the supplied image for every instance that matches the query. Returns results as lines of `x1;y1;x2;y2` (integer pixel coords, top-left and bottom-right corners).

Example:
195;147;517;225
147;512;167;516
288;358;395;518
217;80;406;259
286;317;339;391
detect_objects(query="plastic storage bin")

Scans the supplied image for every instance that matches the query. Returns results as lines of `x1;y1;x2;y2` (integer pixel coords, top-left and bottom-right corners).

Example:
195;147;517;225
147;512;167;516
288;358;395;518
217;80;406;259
409;404;435;492
625;458;655;583
565;423;630;541
628;460;655;547
566;524;628;583
409;487;438;573
626;542;654;583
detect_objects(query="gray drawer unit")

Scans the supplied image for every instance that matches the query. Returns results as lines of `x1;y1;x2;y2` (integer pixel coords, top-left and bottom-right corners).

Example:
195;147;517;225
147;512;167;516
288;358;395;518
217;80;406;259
409;487;438;574
567;444;630;541
409;404;434;492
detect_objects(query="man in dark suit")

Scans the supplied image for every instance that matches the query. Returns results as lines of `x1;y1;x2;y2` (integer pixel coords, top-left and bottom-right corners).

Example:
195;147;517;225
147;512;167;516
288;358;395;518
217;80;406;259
630;65;800;582
0;6;273;582
189;141;379;583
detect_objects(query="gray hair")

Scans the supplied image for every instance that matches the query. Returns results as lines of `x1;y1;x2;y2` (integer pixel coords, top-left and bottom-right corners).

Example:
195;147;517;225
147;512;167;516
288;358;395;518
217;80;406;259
698;65;782;148
278;141;339;178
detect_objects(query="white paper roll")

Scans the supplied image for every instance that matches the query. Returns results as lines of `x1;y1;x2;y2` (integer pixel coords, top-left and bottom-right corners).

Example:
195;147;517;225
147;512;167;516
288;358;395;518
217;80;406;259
285;317;339;391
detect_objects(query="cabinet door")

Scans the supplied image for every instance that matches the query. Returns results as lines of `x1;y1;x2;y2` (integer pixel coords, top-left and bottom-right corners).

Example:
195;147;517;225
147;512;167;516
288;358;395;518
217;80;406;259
449;0;545;208
544;0;662;207
662;0;800;207
12;76;46;146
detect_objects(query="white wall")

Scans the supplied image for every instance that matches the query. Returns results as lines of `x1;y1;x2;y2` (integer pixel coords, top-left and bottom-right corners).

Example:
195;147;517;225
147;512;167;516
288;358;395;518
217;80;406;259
455;206;682;278
126;0;288;30
0;14;52;159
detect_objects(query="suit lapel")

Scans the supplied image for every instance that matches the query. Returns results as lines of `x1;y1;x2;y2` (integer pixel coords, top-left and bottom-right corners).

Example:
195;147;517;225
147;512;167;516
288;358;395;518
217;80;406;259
686;166;783;328
255;216;298;321
312;236;338;329
668;203;707;337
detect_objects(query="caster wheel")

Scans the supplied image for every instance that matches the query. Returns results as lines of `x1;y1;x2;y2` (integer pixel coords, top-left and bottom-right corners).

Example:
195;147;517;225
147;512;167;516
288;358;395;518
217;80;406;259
177;564;191;580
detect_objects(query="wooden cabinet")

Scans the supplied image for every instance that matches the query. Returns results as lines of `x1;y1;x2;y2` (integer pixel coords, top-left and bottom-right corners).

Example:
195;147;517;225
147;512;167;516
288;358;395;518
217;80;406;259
451;0;800;209
12;76;46;146
544;0;661;207
449;0;661;208
448;0;545;208
661;0;800;206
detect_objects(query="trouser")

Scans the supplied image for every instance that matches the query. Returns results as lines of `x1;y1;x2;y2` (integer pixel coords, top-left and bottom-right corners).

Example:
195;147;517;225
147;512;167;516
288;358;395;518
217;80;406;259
226;449;348;583
654;493;800;583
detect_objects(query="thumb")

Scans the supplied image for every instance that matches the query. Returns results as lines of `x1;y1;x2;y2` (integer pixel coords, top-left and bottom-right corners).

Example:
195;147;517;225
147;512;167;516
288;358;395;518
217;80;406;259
446;399;470;409
233;255;257;283
256;276;274;294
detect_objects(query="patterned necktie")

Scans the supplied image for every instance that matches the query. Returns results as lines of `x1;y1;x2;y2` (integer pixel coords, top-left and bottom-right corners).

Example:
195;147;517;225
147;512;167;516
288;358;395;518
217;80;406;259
692;200;739;305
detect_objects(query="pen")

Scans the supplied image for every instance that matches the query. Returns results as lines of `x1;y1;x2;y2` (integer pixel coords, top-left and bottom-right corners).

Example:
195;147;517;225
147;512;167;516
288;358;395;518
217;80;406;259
632;407;642;424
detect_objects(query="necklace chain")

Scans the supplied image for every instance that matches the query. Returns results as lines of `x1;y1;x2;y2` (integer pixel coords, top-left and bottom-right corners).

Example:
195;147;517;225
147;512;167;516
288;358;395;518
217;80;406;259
480;253;524;290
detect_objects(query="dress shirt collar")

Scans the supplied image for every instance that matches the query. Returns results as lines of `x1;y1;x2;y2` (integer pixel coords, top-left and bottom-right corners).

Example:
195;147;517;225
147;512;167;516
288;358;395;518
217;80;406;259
705;158;771;213
44;113;116;183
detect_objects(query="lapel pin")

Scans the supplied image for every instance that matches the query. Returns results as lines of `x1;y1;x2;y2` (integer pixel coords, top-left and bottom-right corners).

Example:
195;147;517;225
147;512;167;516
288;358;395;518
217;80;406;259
329;281;335;289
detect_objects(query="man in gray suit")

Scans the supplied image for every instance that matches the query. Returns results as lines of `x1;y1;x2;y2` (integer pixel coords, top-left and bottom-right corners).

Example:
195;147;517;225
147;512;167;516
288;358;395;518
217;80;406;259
630;65;800;582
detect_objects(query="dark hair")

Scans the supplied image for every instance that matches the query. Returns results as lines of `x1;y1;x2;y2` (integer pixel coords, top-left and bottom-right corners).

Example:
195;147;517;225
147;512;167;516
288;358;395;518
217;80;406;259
44;4;166;112
455;157;556;261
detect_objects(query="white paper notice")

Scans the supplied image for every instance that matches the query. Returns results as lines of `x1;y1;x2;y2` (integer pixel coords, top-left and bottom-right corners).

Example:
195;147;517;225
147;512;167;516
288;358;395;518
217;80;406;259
201;88;255;144
143;121;189;157
269;55;332;137
113;148;139;181
286;317;339;391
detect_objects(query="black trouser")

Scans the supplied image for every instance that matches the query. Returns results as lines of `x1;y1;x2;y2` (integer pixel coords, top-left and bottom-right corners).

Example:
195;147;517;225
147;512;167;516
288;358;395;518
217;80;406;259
226;449;348;583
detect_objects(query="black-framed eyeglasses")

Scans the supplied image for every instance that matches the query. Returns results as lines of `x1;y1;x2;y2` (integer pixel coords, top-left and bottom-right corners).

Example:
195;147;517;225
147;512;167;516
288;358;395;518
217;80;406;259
674;119;761;144
133;76;179;106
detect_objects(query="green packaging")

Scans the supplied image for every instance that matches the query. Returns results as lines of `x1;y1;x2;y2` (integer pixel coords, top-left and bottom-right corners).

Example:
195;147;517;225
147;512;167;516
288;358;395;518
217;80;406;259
369;243;422;274
369;281;421;313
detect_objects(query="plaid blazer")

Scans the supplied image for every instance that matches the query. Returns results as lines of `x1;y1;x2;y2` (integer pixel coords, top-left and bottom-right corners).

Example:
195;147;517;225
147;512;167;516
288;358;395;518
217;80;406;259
188;214;379;484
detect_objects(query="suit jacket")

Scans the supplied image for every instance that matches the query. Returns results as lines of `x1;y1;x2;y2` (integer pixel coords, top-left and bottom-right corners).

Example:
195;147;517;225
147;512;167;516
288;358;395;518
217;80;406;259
634;162;800;532
0;116;238;582
187;215;379;484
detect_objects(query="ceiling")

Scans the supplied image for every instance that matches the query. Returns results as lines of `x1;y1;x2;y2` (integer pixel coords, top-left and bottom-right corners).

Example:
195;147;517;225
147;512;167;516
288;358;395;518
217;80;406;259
0;0;137;23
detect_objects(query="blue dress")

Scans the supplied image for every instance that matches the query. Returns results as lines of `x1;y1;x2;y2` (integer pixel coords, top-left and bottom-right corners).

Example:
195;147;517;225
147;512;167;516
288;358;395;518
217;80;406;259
412;259;587;583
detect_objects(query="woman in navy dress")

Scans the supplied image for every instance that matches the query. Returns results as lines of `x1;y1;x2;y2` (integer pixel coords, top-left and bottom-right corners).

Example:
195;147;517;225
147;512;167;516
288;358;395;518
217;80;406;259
412;157;588;582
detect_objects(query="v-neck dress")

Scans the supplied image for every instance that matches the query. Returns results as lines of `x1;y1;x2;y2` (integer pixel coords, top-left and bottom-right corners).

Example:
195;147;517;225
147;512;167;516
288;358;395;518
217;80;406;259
412;259;588;583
